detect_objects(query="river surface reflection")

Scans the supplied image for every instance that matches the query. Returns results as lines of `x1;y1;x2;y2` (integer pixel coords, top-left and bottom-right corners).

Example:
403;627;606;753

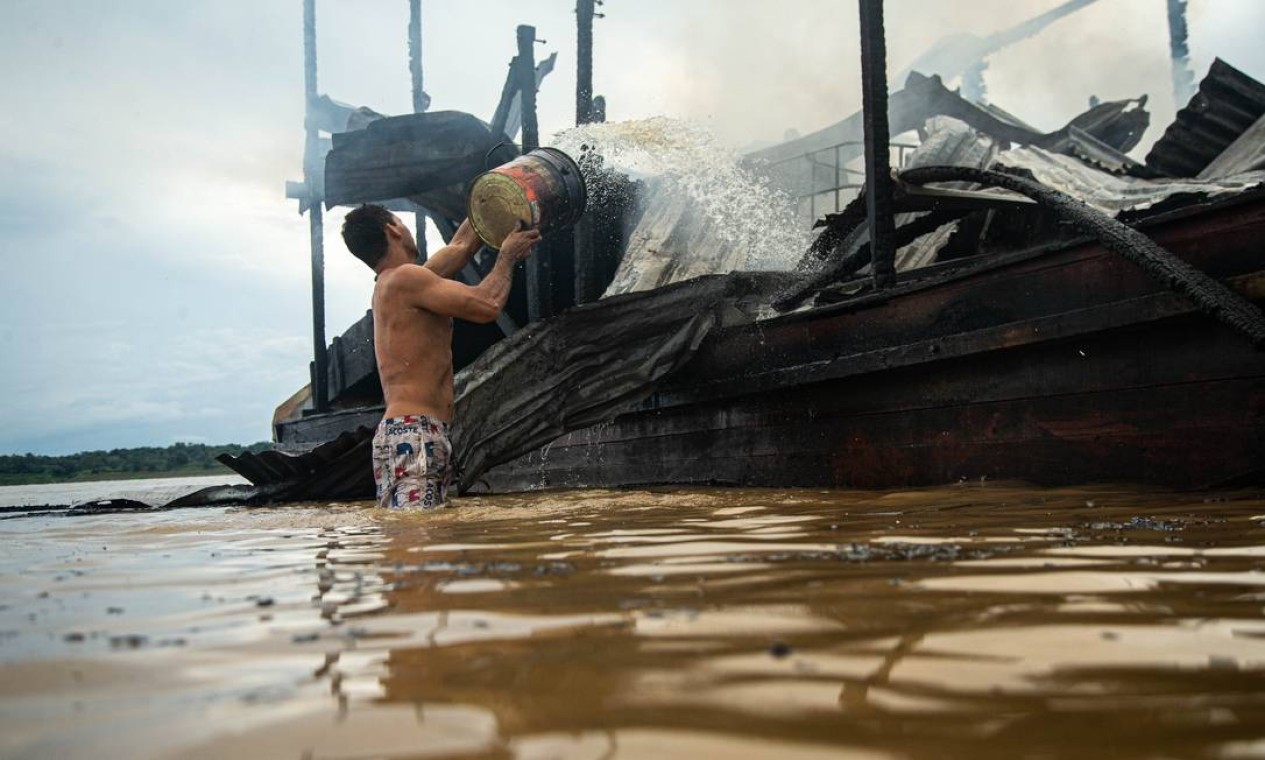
2;484;1264;759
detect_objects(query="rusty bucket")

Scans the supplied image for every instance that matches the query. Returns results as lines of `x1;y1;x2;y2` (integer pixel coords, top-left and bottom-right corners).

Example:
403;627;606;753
467;147;588;249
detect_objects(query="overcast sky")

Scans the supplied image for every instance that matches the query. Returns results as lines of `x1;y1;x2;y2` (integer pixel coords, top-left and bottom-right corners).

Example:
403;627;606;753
1;0;1261;455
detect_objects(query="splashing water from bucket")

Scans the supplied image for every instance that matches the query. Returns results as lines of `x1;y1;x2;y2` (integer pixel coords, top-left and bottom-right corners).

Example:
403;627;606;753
551;118;810;290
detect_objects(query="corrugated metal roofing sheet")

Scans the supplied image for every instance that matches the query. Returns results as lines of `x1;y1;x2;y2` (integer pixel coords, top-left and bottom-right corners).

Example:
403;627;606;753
1063;126;1148;176
1145;58;1265;178
996;146;1265;217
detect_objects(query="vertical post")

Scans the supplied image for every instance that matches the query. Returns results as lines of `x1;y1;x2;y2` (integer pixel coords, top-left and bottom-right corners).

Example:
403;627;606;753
408;0;428;262
407;0;426;114
303;0;329;412
576;0;595;125
518;25;548;322
516;25;539;151
573;0;596;308
858;0;896;289
1166;0;1196;107
834;144;841;212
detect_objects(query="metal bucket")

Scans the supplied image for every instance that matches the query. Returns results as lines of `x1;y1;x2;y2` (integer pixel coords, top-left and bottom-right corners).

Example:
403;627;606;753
467;147;588;249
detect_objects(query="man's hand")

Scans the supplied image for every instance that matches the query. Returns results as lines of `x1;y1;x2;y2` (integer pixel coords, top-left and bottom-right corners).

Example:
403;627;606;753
501;222;541;261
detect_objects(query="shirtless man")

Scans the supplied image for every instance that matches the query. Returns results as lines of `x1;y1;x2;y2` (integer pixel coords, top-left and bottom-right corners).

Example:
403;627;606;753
340;204;539;509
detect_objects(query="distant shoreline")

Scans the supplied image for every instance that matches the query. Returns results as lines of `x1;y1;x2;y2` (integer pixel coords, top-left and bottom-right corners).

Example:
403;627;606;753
0;466;239;487
0;441;270;487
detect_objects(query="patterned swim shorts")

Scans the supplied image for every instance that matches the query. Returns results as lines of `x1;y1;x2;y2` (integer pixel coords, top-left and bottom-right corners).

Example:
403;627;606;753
371;415;454;510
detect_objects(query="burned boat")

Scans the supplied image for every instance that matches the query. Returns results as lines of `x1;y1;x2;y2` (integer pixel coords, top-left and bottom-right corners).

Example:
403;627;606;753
224;4;1265;500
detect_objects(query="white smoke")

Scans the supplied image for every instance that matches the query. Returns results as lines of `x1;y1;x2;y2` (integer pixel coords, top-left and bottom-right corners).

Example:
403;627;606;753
594;0;1265;156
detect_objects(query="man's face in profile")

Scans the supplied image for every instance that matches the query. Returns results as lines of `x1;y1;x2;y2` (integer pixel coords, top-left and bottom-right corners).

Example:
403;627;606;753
389;214;418;257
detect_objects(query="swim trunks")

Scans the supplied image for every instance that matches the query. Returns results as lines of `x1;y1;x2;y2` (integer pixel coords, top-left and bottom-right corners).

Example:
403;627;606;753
371;414;454;510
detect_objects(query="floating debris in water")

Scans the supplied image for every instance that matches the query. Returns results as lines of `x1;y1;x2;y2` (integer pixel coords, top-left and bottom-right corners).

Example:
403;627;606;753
108;634;147;649
1083;516;1186;532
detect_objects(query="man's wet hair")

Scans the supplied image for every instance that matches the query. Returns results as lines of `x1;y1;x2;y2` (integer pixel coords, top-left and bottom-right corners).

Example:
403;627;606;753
341;203;395;269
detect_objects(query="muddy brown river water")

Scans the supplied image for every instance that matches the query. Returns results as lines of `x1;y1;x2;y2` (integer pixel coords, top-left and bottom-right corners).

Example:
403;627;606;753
2;484;1264;759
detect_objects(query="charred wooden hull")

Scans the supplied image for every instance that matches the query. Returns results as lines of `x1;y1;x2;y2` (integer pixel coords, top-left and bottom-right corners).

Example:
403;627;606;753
476;195;1265;492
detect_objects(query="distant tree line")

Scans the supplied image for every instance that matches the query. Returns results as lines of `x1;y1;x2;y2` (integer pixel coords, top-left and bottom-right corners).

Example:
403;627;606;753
0;441;272;485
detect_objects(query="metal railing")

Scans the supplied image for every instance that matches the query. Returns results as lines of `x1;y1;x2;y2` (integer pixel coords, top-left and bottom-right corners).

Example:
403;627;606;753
764;140;918;220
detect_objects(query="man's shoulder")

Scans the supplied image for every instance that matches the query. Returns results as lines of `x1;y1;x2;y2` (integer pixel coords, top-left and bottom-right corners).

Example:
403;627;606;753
378;263;435;290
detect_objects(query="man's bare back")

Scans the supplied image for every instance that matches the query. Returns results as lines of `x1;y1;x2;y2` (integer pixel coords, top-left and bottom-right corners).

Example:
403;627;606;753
373;266;456;421
365;213;538;421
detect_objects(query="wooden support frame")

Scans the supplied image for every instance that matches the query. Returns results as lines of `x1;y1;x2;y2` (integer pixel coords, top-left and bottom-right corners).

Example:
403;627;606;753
516;25;539;151
407;0;429;262
859;0;896;290
576;0;595;125
515;24;552;323
303;0;329;413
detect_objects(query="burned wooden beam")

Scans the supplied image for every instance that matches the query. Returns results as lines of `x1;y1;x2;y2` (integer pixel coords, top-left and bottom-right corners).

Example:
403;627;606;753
408;0;429;262
491;50;558;143
858;0;896;289
407;0;428;115
516;24;551;322
303;0;329;412
516;25;539;151
576;0;595;125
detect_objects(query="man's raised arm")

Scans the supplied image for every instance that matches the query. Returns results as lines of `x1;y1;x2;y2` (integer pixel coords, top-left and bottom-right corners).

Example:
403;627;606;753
398;226;540;324
423;218;484;279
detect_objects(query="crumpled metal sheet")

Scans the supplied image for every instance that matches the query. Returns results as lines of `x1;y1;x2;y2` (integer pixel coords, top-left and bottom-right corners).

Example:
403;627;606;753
323;111;518;209
451;272;785;492
893;117;1005;270
215;426;375;501
995;146;1265;216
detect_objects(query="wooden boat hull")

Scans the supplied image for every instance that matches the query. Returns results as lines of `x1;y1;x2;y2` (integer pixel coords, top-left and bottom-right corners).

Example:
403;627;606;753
476;195;1265;492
